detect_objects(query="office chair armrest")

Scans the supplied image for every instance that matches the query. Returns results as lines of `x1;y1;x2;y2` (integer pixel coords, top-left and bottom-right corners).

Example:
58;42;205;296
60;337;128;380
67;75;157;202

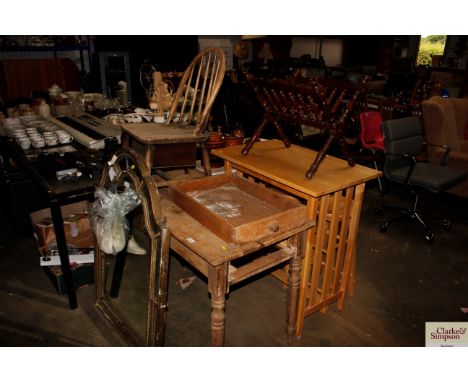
386;152;417;185
386;152;417;163
425;143;451;166
401;154;417;184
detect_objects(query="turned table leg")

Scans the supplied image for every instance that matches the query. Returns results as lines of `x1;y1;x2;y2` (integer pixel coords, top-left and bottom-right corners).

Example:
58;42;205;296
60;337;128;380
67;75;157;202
287;233;304;344
210;293;226;346
208;264;229;346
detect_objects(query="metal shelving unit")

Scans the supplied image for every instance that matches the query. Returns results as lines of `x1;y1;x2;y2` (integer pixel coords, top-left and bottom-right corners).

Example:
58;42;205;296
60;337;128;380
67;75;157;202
0;36;92;73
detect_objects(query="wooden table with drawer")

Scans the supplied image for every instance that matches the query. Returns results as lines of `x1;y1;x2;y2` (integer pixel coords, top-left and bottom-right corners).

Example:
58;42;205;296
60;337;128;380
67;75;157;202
212;139;381;336
161;174;314;346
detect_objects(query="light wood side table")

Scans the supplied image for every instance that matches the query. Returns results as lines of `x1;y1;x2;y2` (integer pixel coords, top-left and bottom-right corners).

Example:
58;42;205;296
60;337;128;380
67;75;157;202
160;189;313;346
212;139;381;336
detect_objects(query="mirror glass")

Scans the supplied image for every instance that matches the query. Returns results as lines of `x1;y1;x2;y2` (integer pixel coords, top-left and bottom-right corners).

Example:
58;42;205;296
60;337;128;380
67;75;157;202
103;200;150;344
99;52;132;104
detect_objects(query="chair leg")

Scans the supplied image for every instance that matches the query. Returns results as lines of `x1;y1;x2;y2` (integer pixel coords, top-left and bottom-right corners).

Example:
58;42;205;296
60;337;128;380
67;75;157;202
373;160;385;196
378;192;436;243
412;211;434;242
411;193;435;241
356;148;385;196
200;142;212;176
144;144;153;173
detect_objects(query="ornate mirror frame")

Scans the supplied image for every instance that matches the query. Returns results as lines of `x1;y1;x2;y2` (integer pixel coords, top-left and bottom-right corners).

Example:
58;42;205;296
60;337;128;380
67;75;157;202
94;148;169;346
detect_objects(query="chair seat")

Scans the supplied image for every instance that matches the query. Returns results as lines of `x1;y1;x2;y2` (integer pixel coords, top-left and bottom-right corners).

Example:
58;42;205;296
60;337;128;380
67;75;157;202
121;123;209;144
363;136;385;151
389;162;467;193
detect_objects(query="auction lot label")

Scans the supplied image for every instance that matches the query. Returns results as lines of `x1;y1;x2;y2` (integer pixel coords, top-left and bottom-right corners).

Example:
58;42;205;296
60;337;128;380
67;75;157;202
426;322;468;347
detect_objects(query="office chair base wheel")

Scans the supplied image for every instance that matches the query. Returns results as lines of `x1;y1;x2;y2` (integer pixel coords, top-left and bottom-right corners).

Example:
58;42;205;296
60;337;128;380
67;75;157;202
442;219;452;231
379;222;389;233
425;230;434;243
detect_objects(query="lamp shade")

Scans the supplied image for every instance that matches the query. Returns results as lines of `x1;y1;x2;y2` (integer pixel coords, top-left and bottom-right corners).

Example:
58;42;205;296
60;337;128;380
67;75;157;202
257;42;273;60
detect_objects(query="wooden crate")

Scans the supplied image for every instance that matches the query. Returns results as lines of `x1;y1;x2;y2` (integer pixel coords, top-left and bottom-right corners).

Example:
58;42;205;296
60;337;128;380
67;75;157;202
169;174;307;244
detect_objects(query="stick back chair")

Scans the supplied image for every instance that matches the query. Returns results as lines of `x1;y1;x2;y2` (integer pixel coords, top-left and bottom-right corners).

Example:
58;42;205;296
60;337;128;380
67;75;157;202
121;48;226;177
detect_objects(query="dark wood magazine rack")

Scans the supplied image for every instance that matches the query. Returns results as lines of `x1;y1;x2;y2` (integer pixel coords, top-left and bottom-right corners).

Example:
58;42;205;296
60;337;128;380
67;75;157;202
242;72;368;178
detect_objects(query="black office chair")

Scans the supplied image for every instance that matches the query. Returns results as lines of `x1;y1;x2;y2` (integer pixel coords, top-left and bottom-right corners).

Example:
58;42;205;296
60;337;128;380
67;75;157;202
378;116;467;242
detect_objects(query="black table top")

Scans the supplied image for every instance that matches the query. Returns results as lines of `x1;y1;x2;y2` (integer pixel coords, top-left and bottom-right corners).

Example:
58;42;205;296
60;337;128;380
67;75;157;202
1;136;104;200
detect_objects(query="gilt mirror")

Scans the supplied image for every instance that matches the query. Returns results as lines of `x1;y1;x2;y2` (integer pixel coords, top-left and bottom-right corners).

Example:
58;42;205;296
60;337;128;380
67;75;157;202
93;148;169;346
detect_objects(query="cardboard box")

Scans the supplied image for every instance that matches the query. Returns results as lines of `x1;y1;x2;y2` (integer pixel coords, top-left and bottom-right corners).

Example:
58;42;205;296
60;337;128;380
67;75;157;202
30;201;95;254
30;201;95;295
44;263;94;295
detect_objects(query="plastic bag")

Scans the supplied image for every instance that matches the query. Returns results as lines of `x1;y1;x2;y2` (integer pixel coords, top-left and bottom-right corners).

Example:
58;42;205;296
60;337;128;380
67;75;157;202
88;185;141;255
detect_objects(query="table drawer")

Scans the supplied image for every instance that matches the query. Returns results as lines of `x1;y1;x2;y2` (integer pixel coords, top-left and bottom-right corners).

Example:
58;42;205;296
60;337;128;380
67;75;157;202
169;174;307;244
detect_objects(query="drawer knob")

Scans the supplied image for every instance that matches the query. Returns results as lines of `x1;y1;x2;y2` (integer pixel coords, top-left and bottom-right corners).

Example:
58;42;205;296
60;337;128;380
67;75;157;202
268;222;280;232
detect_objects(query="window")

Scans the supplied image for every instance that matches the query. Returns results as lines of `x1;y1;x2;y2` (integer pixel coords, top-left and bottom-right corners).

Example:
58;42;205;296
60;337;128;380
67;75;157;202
417;35;447;66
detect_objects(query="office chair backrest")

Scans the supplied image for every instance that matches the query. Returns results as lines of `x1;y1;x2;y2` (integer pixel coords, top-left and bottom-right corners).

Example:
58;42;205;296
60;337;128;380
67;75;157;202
166;47;226;136
359;111;385;151
382;116;424;175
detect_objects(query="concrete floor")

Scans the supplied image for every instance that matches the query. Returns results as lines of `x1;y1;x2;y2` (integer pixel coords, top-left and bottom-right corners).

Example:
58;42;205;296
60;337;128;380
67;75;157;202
0;181;468;348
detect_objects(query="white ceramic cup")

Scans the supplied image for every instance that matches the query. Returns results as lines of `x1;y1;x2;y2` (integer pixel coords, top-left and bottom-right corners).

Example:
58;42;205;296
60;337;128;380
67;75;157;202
28;133;43;140
13;131;28;138
46;137;58;146
58;135;73;144
3;117;22;127
154;115;166;123
16;137;31;150
31;139;45;148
